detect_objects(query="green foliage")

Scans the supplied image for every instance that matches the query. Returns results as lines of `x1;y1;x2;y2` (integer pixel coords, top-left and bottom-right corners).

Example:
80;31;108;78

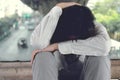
92;0;120;40
0;14;18;39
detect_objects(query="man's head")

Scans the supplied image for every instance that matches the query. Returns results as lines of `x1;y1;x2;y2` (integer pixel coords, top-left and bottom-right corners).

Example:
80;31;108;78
59;5;96;37
50;5;97;43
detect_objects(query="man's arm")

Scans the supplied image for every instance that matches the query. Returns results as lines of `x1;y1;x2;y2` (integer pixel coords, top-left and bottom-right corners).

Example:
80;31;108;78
58;22;111;56
30;6;62;48
30;2;81;64
30;2;79;49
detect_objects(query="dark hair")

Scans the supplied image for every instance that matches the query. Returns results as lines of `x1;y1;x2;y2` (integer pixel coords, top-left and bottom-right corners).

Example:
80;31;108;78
50;5;97;44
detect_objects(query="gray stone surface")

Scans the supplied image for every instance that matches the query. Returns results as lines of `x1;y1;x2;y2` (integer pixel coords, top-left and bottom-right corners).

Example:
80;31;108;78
0;60;120;80
0;62;32;80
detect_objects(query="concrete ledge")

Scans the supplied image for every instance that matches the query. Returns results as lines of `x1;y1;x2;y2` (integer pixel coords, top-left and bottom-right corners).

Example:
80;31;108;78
0;76;32;80
111;60;120;79
0;62;32;80
0;62;31;68
0;60;120;80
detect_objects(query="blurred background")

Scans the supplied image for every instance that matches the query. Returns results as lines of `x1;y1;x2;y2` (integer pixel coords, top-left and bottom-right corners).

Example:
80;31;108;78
0;0;120;62
0;0;42;61
0;0;120;79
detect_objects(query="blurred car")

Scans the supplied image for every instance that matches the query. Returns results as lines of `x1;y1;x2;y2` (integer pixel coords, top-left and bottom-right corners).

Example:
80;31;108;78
27;23;35;30
17;38;28;48
24;20;35;31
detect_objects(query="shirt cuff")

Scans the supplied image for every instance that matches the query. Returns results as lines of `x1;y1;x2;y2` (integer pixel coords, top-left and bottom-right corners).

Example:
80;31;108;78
58;41;73;54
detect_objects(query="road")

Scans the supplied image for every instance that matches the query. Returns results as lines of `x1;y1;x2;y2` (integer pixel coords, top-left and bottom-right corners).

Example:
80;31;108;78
0;28;33;61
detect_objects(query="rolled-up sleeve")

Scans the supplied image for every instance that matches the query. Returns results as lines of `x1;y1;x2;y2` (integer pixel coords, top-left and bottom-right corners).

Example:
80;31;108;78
30;6;62;49
58;22;111;56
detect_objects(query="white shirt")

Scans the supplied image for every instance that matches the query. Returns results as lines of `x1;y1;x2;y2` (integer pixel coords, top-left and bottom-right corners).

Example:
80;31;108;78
30;6;111;56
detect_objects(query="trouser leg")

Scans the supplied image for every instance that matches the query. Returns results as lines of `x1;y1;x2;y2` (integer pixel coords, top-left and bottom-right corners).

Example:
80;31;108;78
80;56;111;80
32;51;62;80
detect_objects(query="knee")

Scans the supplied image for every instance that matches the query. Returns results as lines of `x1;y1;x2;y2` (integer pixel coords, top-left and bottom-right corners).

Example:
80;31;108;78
34;51;55;64
32;52;59;78
35;51;52;57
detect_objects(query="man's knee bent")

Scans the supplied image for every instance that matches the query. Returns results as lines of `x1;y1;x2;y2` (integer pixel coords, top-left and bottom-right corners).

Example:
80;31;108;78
34;51;56;65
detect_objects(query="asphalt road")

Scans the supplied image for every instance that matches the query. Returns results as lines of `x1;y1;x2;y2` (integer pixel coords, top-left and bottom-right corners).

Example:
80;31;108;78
0;28;33;61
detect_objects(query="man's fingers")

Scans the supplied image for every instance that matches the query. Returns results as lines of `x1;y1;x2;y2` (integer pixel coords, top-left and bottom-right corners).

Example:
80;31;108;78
56;2;81;9
31;52;36;64
31;49;41;64
31;57;34;64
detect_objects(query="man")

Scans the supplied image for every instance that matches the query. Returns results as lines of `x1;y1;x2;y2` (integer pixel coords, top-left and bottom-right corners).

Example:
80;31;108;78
30;2;111;80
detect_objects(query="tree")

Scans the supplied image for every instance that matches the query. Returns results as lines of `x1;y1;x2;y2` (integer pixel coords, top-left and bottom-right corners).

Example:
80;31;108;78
92;0;120;40
0;14;18;40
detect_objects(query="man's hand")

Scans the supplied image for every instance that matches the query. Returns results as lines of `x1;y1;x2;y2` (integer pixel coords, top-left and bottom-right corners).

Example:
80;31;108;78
56;2;81;9
41;43;58;52
31;49;41;64
31;43;58;64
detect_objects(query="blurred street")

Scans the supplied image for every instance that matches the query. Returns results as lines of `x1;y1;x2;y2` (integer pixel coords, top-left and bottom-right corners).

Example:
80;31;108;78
0;27;32;61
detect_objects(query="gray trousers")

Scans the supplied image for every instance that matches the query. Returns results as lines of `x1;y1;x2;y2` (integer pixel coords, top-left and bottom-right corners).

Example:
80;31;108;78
32;51;111;80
